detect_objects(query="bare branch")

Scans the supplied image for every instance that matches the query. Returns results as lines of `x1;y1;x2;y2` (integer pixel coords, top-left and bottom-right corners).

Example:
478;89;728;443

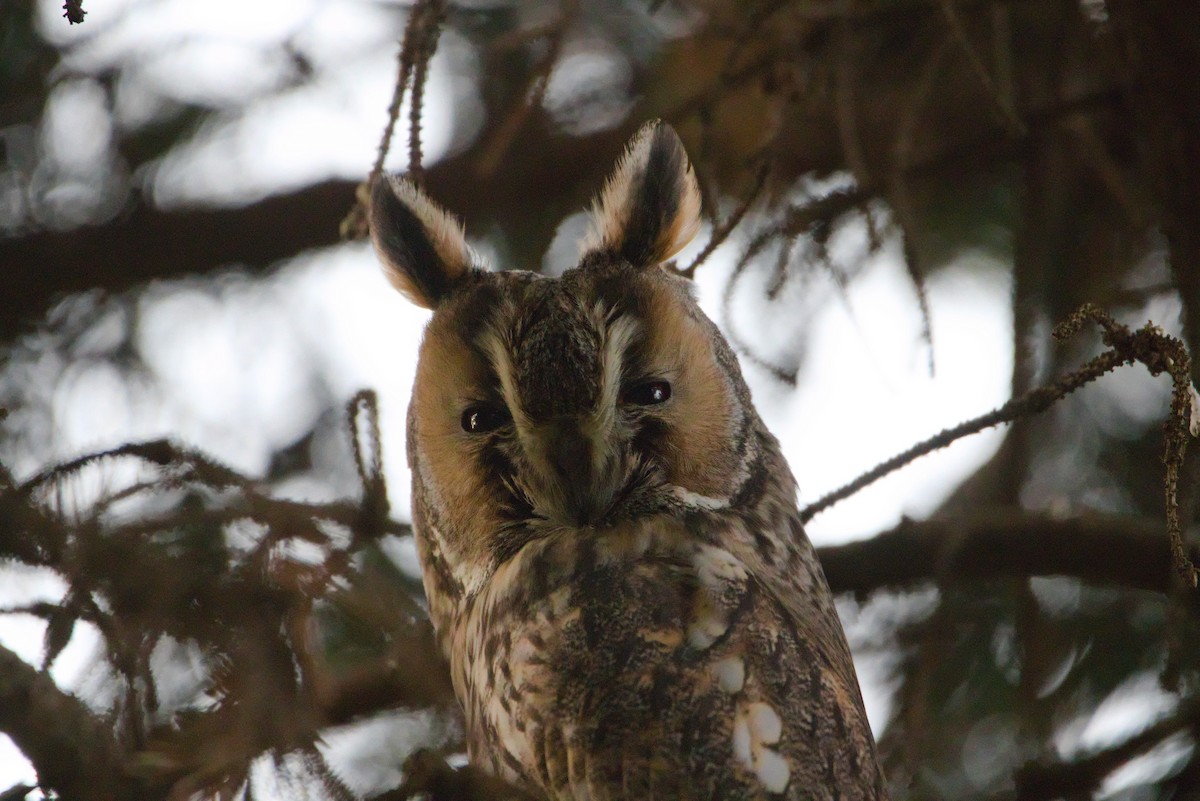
62;0;85;24
343;0;450;239
888;39;949;377
0;643;141;800
1015;695;1200;800
348;390;390;537
801;304;1196;559
2;179;357;343
936;0;1025;135
473;3;575;179
677;161;771;279
1055;304;1197;586
407;0;449;180
817;511;1177;597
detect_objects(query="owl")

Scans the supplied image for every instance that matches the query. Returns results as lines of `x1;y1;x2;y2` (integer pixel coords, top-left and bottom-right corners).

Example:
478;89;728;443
369;121;888;800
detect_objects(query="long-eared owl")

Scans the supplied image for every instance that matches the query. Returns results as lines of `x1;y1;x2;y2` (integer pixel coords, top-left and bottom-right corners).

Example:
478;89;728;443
369;121;888;800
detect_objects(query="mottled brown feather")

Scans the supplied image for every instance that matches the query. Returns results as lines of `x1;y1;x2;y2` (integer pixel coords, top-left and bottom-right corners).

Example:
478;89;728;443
375;123;888;801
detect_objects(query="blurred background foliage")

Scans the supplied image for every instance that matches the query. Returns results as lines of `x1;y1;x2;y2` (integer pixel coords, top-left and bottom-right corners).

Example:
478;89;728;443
3;0;1200;798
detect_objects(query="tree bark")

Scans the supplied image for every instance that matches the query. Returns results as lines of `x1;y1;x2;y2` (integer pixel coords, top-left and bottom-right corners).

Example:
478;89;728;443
0;120;633;345
818;512;1176;597
0;643;144;800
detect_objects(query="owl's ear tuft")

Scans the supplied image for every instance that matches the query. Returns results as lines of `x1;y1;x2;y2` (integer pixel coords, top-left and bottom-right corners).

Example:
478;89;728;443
369;175;474;309
581;120;702;268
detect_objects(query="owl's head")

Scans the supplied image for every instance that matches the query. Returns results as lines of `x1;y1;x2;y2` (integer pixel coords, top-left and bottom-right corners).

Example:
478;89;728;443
371;122;761;583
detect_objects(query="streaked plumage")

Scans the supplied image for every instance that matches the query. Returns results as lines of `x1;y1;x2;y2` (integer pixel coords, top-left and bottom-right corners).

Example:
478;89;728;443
369;121;888;800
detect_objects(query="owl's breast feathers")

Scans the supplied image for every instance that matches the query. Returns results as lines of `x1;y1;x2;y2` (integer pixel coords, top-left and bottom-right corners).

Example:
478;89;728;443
445;515;887;800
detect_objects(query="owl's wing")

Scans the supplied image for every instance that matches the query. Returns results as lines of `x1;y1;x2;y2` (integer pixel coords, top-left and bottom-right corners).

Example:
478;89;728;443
484;534;886;801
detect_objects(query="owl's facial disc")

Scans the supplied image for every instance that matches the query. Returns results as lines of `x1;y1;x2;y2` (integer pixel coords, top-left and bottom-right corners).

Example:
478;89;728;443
382;122;762;585
477;287;658;528
410;263;752;581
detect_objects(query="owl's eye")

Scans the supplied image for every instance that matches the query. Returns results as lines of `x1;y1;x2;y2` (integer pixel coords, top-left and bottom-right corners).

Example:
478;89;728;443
623;380;672;406
461;403;511;433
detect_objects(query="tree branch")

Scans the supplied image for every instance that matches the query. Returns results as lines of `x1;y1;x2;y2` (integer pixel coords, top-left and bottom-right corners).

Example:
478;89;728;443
817;511;1178;597
0;643;141;800
0;119;634;345
1015;695;1200;800
1;180;356;343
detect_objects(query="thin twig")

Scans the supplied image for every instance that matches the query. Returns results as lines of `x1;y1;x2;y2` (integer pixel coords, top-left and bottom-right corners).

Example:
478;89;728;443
893;216;936;376
373;2;433;182
1056;304;1197;586
348;390;390;533
1015;695;1200;800
342;0;446;239
717;186;872;384
720;256;800;384
801;303;1196;586
62;0;85;24
17;440;184;496
890;38;949;377
678;162;771;279
473;4;574;179
937;0;1025;135
833;12;873;190
408;0;449;181
765;232;799;300
722;237;798;385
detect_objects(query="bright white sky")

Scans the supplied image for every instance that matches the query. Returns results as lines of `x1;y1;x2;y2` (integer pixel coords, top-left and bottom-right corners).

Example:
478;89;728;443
0;0;1178;796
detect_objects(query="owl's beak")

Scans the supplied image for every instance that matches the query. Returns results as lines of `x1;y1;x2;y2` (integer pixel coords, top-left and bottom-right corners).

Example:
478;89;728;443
534;418;624;527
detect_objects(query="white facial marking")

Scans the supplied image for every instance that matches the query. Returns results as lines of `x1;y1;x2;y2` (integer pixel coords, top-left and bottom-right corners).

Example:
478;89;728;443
582;309;639;475
713;657;745;694
479;316;530;434
423;512;485;599
596;309;639;416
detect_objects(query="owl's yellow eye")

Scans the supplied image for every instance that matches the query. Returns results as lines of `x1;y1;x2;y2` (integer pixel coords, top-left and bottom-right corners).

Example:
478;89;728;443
461;404;511;433
623;380;672;406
